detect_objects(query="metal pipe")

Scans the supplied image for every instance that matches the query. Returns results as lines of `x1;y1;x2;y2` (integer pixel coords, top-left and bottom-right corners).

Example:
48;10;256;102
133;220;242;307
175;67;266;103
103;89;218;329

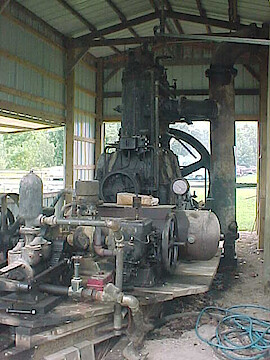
0;278;30;292
113;231;124;332
51;189;72;208
154;80;160;191
38;283;69;296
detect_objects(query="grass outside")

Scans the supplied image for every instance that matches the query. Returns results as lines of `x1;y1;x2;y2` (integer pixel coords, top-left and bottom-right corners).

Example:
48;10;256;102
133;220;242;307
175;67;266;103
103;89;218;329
192;184;257;232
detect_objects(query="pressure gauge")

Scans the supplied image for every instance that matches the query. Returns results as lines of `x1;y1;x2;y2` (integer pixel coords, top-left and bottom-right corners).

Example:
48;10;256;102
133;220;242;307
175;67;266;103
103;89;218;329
172;178;189;196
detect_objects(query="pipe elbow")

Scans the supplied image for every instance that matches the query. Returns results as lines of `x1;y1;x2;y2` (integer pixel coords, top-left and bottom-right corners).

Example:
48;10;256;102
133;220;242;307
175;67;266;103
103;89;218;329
121;294;140;313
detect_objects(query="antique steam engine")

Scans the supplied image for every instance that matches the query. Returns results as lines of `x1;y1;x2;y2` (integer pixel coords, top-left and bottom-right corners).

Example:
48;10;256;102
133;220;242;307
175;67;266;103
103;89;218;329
0;47;221;358
96;47;217;204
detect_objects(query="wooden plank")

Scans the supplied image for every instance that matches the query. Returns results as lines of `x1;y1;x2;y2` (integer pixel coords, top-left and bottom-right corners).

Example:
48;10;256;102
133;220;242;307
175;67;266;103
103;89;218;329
0;100;65;125
0;48;64;83
104;88;259;98
0;84;65;110
74;135;96;144
74;165;95;170
133;252;220;302
65;49;75;191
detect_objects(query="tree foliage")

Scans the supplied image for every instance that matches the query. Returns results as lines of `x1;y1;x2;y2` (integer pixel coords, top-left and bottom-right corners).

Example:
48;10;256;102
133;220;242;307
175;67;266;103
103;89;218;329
0;127;64;170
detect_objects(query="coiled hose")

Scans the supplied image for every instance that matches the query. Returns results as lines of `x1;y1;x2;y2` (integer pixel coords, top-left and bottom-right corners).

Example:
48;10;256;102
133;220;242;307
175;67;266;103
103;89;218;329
195;305;270;360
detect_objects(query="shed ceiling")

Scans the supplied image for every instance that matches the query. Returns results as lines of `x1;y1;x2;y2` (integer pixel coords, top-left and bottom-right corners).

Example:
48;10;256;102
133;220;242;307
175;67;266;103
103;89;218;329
14;0;270;58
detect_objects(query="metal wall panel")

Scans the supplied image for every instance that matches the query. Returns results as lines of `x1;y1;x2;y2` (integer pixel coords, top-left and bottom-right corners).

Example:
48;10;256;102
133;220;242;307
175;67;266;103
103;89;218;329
103;63;259;118
0;15;66;124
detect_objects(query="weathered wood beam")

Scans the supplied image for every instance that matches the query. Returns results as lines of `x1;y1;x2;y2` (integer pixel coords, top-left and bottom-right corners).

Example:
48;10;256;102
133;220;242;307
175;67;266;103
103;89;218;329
163;0;184;34
70;12;157;48
95;59;104;165
228;0;240;29
104;67;121;84
166;10;245;30
56;0;120;55
71;9;245;48
104;88;259;98
5;1;65;43
196;0;211;34
0;0;10;14
105;0;139;38
243;64;260;82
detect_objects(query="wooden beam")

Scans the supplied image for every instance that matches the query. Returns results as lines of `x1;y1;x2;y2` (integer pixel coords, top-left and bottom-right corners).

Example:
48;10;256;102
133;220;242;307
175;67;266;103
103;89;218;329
70;12;157;48
258;52;268;249
0;0;10;14
104;67;121;84
95;59;104;165
0;84;65;110
9;1;65;44
263;36;270;291
243;64;260;82
105;0;139;38
2;12;64;51
165;9;245;30
56;0;120;59
163;0;184;34
65;49;75;191
0;100;65;125
195;0;211;34
104;88;259;98
0;48;65;83
228;0;240;29
75;85;96;98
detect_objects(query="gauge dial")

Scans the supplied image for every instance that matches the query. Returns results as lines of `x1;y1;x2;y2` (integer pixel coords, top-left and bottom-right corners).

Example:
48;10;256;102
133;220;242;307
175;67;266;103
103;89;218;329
172;178;189;196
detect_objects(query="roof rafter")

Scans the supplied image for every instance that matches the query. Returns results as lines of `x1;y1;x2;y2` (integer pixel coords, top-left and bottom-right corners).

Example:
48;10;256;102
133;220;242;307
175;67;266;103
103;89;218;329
163;0;184;34
71;10;245;48
70;12;157;48
196;0;211;34
166;10;244;30
0;0;10;14
149;0;183;34
56;0;120;55
105;0;139;38
228;0;240;29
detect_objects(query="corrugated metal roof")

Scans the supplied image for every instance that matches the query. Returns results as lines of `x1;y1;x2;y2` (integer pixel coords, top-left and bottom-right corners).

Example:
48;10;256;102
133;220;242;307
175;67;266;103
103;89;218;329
12;0;270;58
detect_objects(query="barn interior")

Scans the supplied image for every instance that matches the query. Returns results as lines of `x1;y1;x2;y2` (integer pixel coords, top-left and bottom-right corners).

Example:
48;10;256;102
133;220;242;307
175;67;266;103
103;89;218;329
0;1;270;359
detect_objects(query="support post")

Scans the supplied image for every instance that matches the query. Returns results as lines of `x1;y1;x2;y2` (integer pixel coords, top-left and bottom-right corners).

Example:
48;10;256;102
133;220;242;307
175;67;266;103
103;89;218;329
65;49;75;192
258;51;268;249
263;38;270;292
206;65;238;265
95;59;104;166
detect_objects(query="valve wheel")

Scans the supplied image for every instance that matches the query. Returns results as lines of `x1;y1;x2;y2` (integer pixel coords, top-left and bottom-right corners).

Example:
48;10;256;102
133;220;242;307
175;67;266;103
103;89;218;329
162;213;179;274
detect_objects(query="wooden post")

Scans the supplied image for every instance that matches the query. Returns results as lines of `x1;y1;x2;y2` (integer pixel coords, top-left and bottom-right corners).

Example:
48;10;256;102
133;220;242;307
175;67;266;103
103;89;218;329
65;49;75;192
258;51;268;249
95;58;104;166
263;39;270;292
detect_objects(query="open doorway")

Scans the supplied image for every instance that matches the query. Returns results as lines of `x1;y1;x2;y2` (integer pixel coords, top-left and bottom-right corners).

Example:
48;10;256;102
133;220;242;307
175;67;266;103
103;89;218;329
235;121;258;231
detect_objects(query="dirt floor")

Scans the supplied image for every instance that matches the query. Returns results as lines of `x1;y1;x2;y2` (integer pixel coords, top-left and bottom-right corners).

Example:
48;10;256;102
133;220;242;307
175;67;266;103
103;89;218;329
141;231;270;360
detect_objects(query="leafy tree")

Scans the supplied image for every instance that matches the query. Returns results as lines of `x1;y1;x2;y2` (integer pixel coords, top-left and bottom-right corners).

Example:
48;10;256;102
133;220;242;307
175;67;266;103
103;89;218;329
235;122;257;168
0;127;64;170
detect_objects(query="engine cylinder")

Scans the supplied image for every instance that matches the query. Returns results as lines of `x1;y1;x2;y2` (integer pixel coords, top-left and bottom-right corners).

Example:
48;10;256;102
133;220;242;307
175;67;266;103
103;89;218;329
19;171;43;224
175;210;220;260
